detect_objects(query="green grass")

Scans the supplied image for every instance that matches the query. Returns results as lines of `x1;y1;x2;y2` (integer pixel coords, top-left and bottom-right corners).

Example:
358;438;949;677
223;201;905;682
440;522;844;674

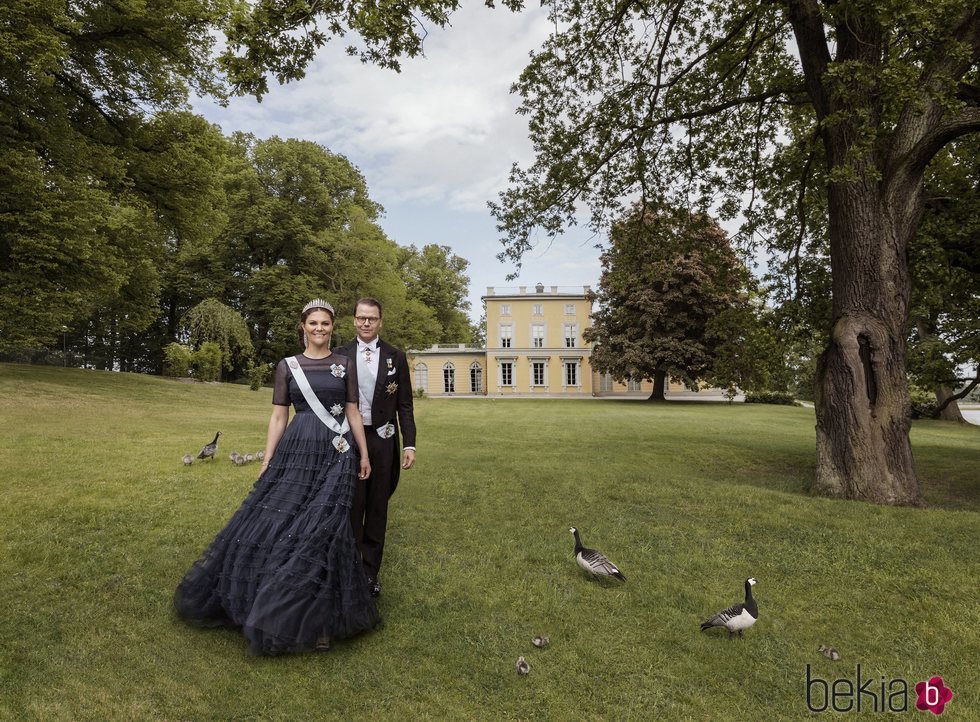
1;363;978;720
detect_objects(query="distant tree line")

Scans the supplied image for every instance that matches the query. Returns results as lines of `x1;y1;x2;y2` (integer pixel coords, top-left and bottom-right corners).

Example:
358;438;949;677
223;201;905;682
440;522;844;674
0;1;475;377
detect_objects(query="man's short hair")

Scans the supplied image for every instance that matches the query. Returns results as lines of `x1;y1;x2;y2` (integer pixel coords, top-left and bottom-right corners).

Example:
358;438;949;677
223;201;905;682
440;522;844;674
355;297;383;318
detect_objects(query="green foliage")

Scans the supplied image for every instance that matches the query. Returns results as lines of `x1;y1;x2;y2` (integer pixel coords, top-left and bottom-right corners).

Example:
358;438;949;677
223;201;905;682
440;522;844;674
216;134;440;360
1;0;487;370
744;391;798;406
399;244;477;344
163;343;194;378
247;363;271;391
789;354;818;402
219;1;523;99
909;386;940;419
707;301;794;395
486;0;979;271
585;206;754;391
185;298;254;375
907;136;980;398
0;0;233;355
765;124;980;412
468;0;980;495
193;341;223;382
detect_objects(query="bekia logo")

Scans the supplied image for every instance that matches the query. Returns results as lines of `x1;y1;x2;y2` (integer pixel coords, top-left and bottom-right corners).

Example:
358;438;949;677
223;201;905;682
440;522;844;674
806;665;954;714
915;676;954;716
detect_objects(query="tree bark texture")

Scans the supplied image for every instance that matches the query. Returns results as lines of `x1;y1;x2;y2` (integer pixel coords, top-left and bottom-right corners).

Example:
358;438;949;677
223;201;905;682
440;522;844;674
813;180;922;504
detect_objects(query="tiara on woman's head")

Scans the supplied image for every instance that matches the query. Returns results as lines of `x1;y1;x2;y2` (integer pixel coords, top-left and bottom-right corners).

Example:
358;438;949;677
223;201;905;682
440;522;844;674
302;298;335;315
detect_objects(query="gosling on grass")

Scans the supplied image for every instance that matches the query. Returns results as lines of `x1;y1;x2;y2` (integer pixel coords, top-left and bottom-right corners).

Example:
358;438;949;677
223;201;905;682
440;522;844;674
818;645;841;661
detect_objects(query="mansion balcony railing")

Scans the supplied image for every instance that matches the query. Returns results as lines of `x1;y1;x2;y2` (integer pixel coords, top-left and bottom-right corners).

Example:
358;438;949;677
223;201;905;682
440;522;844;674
411;343;485;353
484;284;592;296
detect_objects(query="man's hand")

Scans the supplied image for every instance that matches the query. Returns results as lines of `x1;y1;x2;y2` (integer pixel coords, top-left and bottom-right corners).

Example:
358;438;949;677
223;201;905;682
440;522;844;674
402;449;416;469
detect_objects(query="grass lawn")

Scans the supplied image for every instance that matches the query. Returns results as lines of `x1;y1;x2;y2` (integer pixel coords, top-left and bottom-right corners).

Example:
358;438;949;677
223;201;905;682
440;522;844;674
1;363;978;720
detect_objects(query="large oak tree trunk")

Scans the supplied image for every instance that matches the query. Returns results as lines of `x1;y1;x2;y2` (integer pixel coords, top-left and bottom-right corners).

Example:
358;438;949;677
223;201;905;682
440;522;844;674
813;182;922;505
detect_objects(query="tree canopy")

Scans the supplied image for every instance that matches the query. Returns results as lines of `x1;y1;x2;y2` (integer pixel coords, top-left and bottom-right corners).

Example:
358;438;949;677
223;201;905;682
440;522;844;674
400;244;478;345
0;0;230;356
0;2;476;370
185;298;254;376
585;207;754;400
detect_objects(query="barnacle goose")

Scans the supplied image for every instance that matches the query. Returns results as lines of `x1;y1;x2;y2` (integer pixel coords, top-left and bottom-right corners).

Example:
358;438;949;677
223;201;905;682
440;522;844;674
569;527;626;582
700;577;758;637
197;431;220;460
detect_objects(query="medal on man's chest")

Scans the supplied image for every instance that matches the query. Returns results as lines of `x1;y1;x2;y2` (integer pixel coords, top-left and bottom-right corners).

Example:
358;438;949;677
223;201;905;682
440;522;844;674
386;381;398;396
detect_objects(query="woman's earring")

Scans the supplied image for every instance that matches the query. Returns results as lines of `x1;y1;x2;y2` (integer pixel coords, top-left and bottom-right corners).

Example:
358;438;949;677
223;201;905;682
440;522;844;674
303;332;308;348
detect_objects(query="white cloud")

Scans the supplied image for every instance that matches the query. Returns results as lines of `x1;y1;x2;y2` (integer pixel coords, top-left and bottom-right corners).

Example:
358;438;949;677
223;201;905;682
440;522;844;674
192;5;604;322
196;5;551;212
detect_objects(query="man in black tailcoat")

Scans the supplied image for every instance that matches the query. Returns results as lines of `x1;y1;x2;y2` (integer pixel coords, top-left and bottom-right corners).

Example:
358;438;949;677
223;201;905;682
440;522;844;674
336;297;416;597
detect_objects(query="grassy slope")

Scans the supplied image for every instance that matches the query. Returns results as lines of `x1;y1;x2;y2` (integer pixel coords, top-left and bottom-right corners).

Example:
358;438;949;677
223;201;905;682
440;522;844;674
0;364;977;720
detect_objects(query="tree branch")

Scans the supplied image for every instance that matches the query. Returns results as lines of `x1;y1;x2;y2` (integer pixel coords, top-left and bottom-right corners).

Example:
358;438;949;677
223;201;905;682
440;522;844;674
892;9;980;176
780;0;834;120
906;106;980;177
935;377;979;413
52;71;127;137
636;86;798;127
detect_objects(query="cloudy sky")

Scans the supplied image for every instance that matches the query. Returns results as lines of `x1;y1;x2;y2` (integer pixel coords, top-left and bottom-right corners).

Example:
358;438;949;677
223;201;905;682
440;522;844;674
192;5;603;323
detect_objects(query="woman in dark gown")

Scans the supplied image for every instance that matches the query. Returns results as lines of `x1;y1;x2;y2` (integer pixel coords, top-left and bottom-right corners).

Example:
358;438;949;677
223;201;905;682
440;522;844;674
174;300;380;655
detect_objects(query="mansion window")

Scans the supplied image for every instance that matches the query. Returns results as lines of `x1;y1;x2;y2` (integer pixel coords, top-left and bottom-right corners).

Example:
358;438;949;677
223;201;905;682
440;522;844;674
564;361;578;387
414;363;428;392
531;324;545;348
532;361;546;386
499;324;512;348
599;373;614;392
627;378;642;392
443;362;456;394
563;323;578;348
500;303;511;316
532;303;543;316
565;303;576;315
470;362;482;393
500;361;514;386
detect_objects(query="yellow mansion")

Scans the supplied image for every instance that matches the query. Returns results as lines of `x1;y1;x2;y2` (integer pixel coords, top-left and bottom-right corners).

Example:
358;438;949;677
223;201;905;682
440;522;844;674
409;284;686;397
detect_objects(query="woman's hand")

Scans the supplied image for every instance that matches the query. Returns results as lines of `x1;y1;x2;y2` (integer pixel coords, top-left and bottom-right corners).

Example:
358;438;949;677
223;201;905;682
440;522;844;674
358;457;371;480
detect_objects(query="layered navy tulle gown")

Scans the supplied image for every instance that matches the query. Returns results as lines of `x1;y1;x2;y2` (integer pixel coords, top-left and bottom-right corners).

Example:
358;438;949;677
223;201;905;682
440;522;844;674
174;353;380;655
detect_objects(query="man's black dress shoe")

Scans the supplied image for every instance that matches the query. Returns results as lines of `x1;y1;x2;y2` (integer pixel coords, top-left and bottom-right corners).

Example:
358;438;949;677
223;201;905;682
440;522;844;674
367;577;381;598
